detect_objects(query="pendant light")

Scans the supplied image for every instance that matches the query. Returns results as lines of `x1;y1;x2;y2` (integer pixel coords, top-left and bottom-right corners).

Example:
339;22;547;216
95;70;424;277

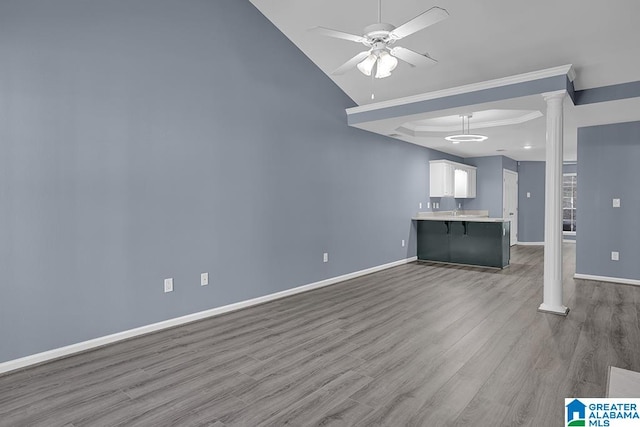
445;114;488;144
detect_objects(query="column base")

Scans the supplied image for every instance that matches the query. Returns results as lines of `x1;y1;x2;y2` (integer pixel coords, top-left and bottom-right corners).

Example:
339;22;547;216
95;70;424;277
538;303;570;316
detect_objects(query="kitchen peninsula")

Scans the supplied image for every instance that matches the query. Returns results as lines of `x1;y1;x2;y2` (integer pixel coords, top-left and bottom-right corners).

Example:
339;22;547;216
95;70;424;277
413;211;510;269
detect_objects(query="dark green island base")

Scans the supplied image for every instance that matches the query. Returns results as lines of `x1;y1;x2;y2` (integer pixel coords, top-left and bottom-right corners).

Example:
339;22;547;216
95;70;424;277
416;220;510;269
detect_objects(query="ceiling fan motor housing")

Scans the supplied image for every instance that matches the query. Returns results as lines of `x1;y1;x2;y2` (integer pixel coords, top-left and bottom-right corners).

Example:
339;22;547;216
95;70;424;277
363;23;396;45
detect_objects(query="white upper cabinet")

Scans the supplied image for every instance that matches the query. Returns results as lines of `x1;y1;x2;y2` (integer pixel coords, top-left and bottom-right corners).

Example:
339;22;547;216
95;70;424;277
454;167;477;198
429;161;455;197
430;160;477;198
454;168;468;197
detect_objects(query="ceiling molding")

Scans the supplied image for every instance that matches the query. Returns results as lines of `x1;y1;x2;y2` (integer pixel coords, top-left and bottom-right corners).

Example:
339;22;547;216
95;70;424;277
400;111;543;133
346;64;574;115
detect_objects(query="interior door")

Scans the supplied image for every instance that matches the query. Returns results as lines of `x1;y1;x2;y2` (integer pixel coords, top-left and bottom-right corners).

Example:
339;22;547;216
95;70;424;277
503;169;518;246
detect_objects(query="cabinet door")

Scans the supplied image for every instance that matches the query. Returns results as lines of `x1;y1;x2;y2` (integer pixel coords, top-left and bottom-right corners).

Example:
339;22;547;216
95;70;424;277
454;168;469;198
443;163;455;197
430;162;455;197
429;163;445;197
448;221;473;264
467;168;477;198
462;222;505;268
417;221;450;262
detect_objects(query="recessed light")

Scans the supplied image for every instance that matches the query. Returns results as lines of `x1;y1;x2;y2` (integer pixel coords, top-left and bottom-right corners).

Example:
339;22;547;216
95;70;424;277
524;145;532;150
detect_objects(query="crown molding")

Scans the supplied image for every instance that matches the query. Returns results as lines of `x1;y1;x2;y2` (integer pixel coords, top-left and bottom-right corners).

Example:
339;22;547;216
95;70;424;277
399;111;543;134
346;64;574;115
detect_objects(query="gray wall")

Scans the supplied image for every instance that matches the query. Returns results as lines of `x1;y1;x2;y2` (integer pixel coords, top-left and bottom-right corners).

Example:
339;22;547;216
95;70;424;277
0;0;454;363
517;161;546;242
462;156;514;218
515;161;579;243
502;156;518;173
576;121;640;280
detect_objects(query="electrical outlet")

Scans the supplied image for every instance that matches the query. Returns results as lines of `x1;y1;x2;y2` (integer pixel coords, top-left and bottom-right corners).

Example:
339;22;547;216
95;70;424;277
611;251;619;261
201;272;209;286
323;252;329;263
435;202;439;209
419;202;423;209
613;198;621;208
164;278;173;293
402;239;405;247
458;203;462;209
427;202;430;209
527;192;531;198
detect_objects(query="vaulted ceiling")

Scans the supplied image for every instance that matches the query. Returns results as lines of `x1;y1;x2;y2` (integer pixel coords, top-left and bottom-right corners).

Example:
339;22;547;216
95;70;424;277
250;0;640;161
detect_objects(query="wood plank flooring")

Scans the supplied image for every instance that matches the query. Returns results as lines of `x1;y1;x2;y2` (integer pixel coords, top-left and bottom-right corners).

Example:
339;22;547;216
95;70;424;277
1;244;640;426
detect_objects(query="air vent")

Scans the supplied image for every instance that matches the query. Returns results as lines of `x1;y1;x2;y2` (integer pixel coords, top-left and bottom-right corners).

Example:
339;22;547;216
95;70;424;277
496;149;506;152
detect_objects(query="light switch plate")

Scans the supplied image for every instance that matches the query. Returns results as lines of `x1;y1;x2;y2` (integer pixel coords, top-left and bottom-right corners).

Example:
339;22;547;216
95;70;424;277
201;272;209;286
323;252;329;263
527;192;531;198
164;278;173;293
402;239;405;247
419;202;422;209
613;198;621;208
611;251;619;261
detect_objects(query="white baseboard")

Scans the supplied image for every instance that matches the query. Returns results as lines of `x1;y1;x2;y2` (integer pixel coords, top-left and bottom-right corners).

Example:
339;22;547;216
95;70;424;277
574;273;640;287
0;256;417;375
516;241;575;245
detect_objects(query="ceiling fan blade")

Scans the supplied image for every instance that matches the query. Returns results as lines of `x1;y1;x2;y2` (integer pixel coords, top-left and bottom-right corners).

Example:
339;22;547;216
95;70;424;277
332;51;371;75
390;47;437;67
389;7;449;40
308;26;365;43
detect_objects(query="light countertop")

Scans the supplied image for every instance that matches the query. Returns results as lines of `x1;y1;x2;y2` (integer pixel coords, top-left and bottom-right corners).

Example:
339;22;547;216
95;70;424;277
412;210;508;223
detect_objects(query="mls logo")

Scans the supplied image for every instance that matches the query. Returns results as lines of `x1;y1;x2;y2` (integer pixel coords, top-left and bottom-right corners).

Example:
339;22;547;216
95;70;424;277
566;399;586;426
566;397;640;426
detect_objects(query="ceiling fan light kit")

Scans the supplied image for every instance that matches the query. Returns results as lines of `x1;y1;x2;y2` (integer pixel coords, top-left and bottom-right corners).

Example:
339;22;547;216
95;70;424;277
366;49;398;79
309;2;449;79
357;53;377;76
445;115;488;144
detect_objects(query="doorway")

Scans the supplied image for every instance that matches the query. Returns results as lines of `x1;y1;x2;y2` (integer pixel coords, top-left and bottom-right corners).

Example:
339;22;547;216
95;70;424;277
503;169;518;246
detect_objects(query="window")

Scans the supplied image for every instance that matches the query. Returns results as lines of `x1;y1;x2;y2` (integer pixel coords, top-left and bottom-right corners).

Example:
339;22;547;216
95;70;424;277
563;173;577;234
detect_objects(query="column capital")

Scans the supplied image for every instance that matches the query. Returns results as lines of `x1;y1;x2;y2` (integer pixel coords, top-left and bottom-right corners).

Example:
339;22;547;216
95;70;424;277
542;90;567;102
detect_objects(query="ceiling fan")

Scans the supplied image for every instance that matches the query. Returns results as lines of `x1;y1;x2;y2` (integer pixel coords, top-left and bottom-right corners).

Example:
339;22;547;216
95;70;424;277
309;0;449;79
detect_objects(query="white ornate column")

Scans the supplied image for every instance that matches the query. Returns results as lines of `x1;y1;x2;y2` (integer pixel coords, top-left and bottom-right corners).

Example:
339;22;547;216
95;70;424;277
538;90;569;316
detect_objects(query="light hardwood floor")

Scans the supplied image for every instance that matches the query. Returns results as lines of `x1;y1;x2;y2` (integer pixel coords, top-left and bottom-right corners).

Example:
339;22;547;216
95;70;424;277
1;244;639;426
